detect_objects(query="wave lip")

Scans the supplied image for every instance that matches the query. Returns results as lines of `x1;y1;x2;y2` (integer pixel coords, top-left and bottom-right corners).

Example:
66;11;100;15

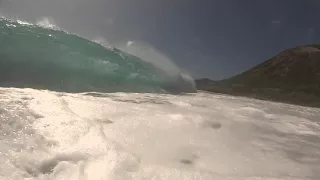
0;18;196;94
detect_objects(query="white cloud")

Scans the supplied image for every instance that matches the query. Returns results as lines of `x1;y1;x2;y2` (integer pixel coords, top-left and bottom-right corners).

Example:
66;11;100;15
107;18;113;24
270;20;282;32
307;28;316;43
308;27;315;32
126;41;134;47
271;20;281;24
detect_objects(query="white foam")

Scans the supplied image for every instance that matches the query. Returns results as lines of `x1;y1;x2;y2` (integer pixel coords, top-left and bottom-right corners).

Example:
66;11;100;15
36;17;59;30
17;19;33;26
92;37;113;50
0;88;319;179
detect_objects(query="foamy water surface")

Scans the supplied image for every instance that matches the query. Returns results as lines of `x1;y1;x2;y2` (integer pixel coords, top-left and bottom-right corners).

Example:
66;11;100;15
0;88;319;180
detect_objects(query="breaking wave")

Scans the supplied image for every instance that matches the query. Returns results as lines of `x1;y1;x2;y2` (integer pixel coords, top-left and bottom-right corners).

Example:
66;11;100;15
0;18;196;93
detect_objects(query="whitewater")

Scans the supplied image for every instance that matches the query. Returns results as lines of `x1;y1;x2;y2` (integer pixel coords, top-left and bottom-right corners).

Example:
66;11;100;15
0;18;320;180
1;88;320;180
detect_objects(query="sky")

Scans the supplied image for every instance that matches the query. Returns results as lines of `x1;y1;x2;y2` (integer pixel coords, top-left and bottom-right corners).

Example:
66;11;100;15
0;0;320;80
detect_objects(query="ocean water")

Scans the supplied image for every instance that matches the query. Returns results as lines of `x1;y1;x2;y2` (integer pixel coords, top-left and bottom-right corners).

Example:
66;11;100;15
1;18;320;180
0;88;320;180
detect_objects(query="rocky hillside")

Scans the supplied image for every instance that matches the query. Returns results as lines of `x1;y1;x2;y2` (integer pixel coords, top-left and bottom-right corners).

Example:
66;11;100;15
196;45;320;107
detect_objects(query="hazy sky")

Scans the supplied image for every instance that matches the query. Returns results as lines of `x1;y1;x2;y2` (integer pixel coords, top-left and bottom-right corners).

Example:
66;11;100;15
1;0;319;80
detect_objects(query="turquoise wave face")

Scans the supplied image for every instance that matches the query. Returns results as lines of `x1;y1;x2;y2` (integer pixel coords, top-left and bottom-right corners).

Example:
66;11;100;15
0;18;196;93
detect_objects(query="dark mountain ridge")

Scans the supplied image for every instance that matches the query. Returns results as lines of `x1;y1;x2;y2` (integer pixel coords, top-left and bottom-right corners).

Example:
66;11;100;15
196;44;320;107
